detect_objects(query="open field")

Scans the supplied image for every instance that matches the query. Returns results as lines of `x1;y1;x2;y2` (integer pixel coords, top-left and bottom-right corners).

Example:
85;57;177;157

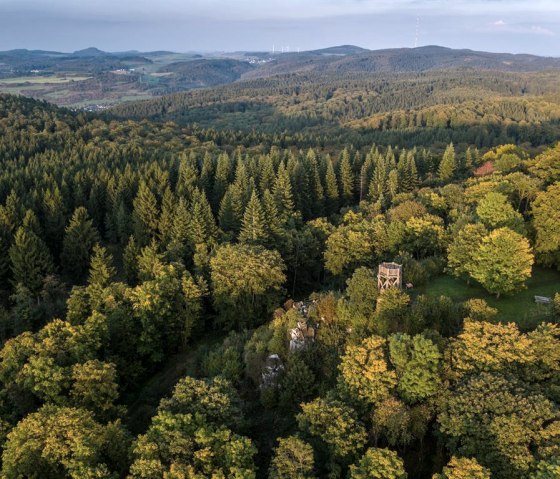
0;75;90;84
418;267;560;328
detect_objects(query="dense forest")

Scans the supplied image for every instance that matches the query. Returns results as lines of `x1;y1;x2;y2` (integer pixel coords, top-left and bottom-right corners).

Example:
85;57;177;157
0;84;559;479
112;69;560;148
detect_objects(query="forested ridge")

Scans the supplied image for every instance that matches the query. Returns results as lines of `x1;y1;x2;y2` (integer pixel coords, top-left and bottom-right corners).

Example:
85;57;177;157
111;70;560;148
0;91;559;479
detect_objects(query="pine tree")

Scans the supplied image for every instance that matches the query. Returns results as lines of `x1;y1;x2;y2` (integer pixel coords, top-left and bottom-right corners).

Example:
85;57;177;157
259;154;276;194
239;191;269;246
190;189;218;246
115;200;131;245
262;189;283;240
273;162;297;226
199;151;214;198
61;207;100;281
88;244;116;290
176;152;199;200
123;236;140;285
132;182;159;246
387;169;399;201
325;156;340;215
369;154;388;203
305;149;325;217
212;152;232;211
166;198;192;264
0;218;11;287
339;149;355;206
22;210;42;236
439;143;456;182
42;186;66;254
158;187;175;246
218;189;238;236
9;226;54;296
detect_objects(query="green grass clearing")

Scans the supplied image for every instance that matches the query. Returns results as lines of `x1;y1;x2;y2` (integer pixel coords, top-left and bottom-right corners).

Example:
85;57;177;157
417;267;560;328
0;75;90;84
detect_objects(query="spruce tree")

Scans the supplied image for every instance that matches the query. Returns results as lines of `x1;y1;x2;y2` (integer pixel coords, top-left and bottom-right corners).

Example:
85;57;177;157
199;151;214;198
439;143;456;182
42;186;66;254
212;152;232;211
61;207;100;281
339;149;355;206
9;226;54;296
262;189;283;240
123;236;140;285
166;198;192;263
158;187;175;246
239;191;269;246
88;244;116;290
258;154;276;194
190;189;218;246
176;152;199;200
305;149;325;217
273;162;297;226
325;156;340;215
0;218;12;287
132;182;159;246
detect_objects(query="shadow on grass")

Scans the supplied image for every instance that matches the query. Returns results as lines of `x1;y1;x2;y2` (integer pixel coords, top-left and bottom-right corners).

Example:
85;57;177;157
416;267;560;329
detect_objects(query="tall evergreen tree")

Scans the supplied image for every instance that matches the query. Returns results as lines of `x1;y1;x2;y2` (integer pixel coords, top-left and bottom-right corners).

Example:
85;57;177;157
132;182;159;246
61;207;100;281
42;186;66;255
239;191;269;246
273;162;297;226
9;226;54;296
324;156;340;215
212;152;232;211
439;143;456;182
88;244;116;291
339;149;355;206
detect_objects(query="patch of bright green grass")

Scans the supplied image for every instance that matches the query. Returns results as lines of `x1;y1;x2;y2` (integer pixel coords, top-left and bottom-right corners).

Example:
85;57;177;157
417;267;560;328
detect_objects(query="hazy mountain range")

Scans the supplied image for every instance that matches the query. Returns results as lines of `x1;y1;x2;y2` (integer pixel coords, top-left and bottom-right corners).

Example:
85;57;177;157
1;45;559;109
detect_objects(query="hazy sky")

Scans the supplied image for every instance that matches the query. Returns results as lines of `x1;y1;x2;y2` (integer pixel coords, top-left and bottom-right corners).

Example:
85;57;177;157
1;0;559;56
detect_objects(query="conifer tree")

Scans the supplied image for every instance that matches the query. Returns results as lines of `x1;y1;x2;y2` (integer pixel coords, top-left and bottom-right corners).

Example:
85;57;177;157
259;154;276;194
132;182;159;245
199;151;214;197
158;187;175;246
115;200;131;244
123;236;140;285
190;189;218;246
339;148;355;206
273;162;297;226
0;218;12;287
218;189;238;236
42;186;66;254
176;152;199;200
9;226;54;296
61;207;100;281
239;191;269;246
262;189;284;240
88;244;116;290
439;143;456;181
324;157;340;215
212;152;232;210
166;198;191;263
305;149;325;217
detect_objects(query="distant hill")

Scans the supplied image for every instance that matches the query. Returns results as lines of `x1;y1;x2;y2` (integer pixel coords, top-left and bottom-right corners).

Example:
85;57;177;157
159;59;254;88
72;47;108;57
242;45;560;80
310;45;370;55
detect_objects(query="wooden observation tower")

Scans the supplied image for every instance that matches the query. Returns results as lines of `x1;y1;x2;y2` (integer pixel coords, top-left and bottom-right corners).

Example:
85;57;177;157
377;262;402;290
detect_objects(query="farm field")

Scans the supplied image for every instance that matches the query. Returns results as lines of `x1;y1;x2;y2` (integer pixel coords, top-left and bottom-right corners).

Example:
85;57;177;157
0;75;91;84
